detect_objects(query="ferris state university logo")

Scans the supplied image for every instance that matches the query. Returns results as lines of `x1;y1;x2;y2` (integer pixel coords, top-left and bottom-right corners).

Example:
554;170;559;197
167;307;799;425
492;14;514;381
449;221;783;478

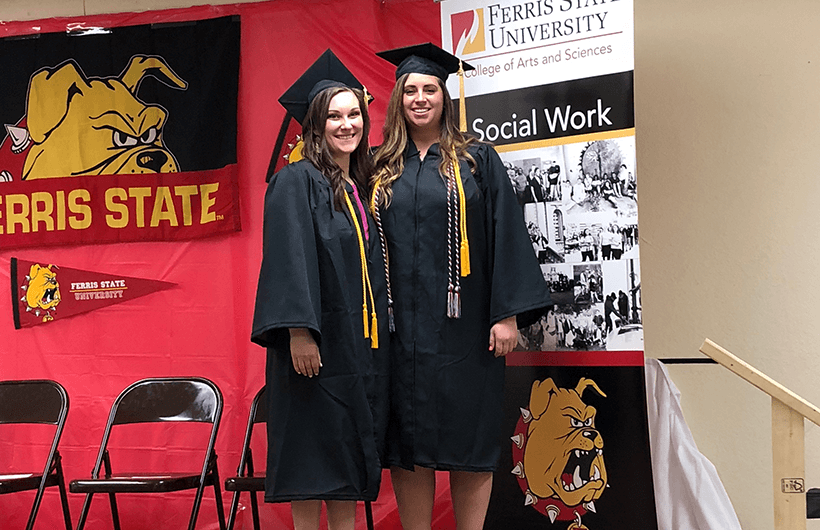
451;9;486;55
511;377;608;529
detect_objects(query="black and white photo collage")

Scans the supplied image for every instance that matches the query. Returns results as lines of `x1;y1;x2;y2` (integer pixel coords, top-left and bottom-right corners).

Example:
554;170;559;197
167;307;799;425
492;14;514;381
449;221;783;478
502;136;643;352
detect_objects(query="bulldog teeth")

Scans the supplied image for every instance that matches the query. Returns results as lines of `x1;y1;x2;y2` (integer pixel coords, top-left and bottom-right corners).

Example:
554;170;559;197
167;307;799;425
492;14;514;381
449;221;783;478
572;466;583;489
592;465;601;481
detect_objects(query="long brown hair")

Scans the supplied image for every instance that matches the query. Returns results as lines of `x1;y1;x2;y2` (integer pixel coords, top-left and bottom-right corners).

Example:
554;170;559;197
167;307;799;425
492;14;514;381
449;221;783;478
301;86;373;211
372;73;476;207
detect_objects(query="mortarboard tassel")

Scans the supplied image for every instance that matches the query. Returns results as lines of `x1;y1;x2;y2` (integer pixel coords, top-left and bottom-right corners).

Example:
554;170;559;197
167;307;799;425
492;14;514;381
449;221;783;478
458;60;467;133
363;85;371;112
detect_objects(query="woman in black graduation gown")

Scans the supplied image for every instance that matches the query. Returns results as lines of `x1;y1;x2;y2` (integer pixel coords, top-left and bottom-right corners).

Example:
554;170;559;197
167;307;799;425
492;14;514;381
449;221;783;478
370;44;551;530
251;52;388;530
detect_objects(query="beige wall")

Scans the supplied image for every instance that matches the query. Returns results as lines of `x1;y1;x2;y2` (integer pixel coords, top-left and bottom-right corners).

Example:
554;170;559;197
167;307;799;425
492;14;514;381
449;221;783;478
637;2;820;529
4;0;820;528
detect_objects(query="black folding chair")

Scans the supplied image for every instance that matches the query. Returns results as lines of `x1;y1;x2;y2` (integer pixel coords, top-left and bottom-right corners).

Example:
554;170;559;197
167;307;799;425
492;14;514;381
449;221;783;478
70;377;226;530
224;386;374;530
0;379;72;530
224;387;266;530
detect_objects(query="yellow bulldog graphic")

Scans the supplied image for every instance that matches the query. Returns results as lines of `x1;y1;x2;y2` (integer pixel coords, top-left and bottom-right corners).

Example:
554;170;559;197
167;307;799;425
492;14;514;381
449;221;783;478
514;377;608;527
23;263;61;322
21;55;187;180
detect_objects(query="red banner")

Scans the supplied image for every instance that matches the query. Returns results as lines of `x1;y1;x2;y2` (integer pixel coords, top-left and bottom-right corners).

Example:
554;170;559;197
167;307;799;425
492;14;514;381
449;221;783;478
0;167;240;248
0;15;241;249
11;257;175;328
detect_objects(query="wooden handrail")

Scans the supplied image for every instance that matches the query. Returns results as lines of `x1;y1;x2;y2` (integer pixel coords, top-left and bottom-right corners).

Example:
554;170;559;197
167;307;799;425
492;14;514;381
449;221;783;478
700;338;815;529
700;338;820;427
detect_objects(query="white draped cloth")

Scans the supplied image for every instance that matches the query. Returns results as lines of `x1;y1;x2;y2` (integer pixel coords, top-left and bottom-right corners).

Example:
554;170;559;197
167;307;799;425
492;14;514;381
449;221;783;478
645;358;742;530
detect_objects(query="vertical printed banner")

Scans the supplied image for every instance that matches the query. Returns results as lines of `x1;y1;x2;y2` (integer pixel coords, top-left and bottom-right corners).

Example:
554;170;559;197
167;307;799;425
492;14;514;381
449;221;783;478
441;1;655;528
442;0;640;354
492;352;657;530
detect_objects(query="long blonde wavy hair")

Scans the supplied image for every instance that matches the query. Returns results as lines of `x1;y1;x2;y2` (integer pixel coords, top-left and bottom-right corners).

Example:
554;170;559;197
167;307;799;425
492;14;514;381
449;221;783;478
371;73;476;208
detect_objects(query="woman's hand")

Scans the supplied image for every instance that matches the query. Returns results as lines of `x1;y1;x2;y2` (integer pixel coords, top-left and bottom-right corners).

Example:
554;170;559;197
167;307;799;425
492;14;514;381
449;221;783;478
290;328;322;377
489;316;518;357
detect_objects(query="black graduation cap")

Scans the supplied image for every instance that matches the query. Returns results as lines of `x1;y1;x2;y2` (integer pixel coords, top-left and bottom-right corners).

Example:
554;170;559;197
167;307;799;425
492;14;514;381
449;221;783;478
376;42;475;81
278;48;365;124
266;49;367;181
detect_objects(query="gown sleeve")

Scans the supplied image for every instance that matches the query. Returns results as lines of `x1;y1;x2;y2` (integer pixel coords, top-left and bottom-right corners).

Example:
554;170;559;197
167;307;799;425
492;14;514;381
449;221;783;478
251;163;322;348
475;143;552;328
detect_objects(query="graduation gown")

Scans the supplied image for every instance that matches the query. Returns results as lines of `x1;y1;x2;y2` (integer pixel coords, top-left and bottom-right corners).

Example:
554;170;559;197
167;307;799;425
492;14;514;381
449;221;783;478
382;141;550;472
251;160;389;502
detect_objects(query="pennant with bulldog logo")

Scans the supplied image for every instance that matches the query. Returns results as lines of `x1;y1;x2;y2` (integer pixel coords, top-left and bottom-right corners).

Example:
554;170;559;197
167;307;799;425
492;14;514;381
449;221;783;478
11;257;174;329
0;15;240;249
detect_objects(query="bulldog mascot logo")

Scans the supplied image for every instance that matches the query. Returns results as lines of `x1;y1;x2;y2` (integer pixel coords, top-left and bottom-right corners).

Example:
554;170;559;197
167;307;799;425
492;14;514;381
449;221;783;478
0;55;187;181
511;377;608;529
20;263;61;322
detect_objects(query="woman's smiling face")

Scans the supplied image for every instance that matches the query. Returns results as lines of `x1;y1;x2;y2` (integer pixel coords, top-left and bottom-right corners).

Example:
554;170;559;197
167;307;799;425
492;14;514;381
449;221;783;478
402;73;444;133
324;90;363;160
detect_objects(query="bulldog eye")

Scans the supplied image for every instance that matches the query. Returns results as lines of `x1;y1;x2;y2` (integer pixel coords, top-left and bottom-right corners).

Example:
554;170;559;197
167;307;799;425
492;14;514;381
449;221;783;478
584;418;593;427
140;128;158;144
113;130;138;147
570;418;584;428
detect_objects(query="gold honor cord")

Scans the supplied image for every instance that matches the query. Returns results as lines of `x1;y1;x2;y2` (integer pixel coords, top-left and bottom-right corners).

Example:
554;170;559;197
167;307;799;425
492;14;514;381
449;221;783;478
455;60;470;274
344;190;378;348
452;151;470;277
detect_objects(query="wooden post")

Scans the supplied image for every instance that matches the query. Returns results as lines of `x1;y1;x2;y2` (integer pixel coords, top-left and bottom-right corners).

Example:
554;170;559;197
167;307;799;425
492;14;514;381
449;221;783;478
772;397;805;530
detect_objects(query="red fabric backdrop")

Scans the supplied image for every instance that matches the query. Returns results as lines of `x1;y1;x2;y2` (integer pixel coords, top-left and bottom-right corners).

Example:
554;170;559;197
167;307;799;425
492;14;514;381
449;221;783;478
0;1;447;528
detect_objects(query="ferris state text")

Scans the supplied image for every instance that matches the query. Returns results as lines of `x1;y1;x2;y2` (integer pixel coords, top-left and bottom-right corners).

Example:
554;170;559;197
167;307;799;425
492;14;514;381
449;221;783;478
0;183;220;235
472;99;613;142
487;0;621;47
488;0;621;25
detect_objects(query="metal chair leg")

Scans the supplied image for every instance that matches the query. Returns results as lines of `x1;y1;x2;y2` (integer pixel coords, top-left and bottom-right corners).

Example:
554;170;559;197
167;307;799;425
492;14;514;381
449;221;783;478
365;500;374;530
250;491;261;530
75;493;93;530
55;457;72;530
108;492;122;530
212;470;227;530
226;490;241;530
